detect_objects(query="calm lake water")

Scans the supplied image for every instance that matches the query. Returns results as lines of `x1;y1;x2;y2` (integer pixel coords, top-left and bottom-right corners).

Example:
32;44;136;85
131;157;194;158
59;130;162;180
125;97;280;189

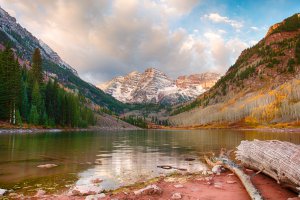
0;129;300;194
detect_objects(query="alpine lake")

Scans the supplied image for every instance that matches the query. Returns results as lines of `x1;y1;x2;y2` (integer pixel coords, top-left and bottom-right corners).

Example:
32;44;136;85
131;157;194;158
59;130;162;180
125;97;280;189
0;129;300;195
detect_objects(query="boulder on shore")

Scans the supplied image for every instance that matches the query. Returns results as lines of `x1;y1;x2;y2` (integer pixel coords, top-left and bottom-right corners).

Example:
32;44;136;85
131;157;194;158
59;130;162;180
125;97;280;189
0;188;7;196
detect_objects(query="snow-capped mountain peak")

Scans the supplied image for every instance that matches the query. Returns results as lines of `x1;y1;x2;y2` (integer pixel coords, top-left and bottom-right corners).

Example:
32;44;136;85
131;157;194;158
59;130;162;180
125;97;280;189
99;68;220;105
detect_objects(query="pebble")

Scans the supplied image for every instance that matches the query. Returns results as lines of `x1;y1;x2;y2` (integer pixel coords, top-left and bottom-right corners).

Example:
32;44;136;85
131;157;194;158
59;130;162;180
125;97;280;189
71;189;82;196
8;193;18;197
35;189;46;197
207;171;213;175
174;184;184;188
0;189;7;196
37;164;58;169
134;184;163;195
214;182;223;189
212;165;223;174
171;192;182;199
226;180;237;184
85;193;106;200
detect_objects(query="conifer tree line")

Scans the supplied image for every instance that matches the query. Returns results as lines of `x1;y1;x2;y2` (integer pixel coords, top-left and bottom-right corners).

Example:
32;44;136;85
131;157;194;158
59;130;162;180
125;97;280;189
0;46;95;128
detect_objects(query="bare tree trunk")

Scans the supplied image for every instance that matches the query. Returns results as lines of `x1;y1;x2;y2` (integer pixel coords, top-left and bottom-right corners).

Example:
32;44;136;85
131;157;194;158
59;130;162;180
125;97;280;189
13;103;16;125
236;140;300;194
205;150;263;200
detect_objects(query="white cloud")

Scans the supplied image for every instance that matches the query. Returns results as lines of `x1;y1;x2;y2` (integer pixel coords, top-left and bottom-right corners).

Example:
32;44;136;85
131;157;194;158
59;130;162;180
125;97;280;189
250;26;259;31
0;0;248;84
203;13;243;30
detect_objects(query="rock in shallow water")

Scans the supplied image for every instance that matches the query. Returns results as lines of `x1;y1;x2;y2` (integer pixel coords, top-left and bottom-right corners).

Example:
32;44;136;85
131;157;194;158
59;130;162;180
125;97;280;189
91;178;103;184
37;164;58;169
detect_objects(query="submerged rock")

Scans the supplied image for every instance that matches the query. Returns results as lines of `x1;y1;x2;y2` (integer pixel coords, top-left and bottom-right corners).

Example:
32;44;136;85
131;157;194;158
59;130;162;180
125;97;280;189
157;165;172;170
134;184;163;196
91;178;103;184
37;164;58;169
184;158;195;161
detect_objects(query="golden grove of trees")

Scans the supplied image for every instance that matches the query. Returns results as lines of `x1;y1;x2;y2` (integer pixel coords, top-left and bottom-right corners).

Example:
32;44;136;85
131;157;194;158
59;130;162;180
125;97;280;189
170;78;300;126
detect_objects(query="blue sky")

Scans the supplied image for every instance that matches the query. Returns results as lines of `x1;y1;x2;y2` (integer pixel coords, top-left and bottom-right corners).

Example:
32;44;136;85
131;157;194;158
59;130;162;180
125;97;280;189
0;0;299;85
177;0;300;42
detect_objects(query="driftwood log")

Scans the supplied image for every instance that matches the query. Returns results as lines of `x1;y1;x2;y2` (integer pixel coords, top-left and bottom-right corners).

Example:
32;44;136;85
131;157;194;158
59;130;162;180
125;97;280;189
236;140;300;194
204;148;263;200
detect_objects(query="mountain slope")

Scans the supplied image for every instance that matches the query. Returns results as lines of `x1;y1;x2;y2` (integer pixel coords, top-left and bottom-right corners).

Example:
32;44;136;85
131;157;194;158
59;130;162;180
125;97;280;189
0;7;126;113
99;68;220;105
170;13;300;126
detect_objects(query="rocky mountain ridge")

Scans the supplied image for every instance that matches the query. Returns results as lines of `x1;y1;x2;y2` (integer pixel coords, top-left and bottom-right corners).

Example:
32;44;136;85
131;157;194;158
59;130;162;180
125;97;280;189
99;68;220;104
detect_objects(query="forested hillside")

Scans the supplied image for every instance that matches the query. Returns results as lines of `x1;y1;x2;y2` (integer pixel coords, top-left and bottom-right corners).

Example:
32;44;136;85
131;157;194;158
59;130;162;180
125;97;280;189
0;46;95;128
170;14;300;127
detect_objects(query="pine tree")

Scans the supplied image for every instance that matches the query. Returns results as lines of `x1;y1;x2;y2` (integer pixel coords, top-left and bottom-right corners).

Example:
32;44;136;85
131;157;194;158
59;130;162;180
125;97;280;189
15;109;22;127
31;48;43;84
29;105;39;125
21;81;29;121
0;46;21;123
31;81;42;111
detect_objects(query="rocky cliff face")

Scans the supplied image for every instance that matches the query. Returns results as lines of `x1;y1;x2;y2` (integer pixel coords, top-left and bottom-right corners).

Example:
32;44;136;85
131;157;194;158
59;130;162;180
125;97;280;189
99;68;220;104
0;7;77;75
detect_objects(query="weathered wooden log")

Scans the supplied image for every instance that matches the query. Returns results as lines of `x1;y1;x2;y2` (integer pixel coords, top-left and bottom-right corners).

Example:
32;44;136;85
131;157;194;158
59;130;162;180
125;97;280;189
205;149;263;200
236;140;300;194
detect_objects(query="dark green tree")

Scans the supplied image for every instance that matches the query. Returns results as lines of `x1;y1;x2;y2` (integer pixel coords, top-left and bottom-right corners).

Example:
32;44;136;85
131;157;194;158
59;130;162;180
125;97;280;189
29;105;39;125
31;48;43;84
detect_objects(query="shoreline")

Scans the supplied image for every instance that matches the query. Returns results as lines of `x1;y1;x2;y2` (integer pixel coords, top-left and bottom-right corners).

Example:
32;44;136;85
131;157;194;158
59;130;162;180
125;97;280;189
1;126;300;134
0;127;141;134
152;124;300;133
2;170;297;199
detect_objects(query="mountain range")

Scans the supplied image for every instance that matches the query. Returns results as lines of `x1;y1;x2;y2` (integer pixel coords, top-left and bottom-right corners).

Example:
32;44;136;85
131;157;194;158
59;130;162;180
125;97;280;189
99;68;220;104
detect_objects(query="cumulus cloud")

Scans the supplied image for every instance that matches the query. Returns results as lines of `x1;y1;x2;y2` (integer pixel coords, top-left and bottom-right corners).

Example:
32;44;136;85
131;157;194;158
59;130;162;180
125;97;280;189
0;0;248;85
203;13;243;30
